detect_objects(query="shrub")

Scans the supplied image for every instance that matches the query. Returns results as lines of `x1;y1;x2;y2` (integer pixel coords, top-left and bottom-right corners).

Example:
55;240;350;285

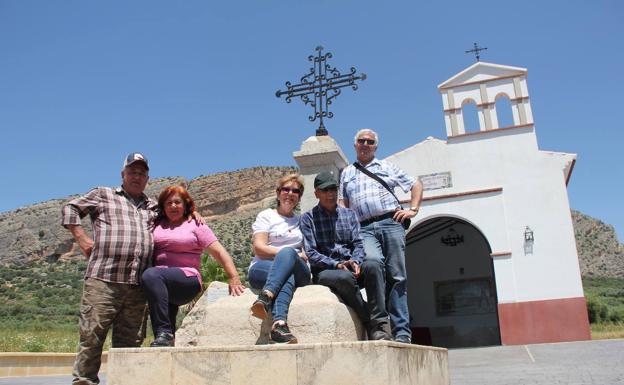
608;310;623;324
587;296;608;323
10;304;24;316
201;255;228;284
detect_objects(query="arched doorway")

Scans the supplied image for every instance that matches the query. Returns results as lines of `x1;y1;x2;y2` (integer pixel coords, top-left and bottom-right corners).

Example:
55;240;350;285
405;216;501;348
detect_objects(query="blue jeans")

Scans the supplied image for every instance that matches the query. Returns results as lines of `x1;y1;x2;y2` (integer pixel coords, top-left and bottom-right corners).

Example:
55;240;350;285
248;247;311;322
360;217;411;339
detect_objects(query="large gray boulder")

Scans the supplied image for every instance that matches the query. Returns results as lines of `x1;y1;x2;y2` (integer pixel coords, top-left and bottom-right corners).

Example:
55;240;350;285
175;281;365;346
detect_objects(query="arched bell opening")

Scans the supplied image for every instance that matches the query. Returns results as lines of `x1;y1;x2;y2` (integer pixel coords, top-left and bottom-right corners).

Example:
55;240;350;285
460;99;480;133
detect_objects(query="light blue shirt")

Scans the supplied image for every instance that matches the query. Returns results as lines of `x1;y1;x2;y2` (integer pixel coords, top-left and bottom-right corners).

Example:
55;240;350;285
339;158;415;222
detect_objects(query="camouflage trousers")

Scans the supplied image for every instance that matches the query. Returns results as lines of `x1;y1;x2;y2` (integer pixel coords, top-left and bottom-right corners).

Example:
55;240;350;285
72;278;148;385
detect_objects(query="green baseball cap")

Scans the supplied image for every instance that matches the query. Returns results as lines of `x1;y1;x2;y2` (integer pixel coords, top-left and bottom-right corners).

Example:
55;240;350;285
314;171;338;189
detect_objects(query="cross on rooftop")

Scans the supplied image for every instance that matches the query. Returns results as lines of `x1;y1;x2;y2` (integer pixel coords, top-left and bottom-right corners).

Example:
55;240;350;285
465;42;488;62
276;46;366;136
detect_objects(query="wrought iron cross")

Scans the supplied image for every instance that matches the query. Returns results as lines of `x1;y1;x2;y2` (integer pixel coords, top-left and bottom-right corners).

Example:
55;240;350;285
465;42;488;62
276;46;366;136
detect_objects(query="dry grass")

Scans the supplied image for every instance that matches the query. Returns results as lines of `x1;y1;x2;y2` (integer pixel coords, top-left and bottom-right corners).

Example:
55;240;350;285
0;328;91;353
591;323;624;340
0;328;156;353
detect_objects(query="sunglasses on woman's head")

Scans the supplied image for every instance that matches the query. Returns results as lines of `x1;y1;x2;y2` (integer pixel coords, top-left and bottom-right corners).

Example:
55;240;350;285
357;138;376;145
280;187;302;194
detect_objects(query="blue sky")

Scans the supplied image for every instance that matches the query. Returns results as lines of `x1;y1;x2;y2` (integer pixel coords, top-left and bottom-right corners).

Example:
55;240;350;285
1;0;622;240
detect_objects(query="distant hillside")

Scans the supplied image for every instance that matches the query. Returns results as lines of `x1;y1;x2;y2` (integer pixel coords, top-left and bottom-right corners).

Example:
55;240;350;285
0;167;622;279
572;210;624;278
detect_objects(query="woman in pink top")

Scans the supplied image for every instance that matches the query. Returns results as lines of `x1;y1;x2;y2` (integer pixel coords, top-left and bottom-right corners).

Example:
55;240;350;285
142;186;245;347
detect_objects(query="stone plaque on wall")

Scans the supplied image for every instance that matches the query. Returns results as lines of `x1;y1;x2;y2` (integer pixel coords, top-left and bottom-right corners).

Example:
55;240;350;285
419;172;452;191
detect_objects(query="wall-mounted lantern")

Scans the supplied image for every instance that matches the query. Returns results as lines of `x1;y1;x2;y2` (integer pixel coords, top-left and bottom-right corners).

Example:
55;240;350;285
524;226;534;255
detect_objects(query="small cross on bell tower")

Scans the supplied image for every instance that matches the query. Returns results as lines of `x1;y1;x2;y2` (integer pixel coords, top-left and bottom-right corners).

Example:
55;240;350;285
465;42;488;62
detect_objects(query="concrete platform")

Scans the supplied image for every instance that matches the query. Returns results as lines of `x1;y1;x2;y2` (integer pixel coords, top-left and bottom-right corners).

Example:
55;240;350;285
5;339;624;385
107;341;449;385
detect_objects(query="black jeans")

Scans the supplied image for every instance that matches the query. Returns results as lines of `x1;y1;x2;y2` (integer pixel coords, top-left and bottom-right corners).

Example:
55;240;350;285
141;267;201;336
314;259;384;326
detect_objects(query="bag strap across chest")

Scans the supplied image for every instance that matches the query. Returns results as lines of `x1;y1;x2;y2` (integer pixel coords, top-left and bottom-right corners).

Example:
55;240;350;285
353;162;401;207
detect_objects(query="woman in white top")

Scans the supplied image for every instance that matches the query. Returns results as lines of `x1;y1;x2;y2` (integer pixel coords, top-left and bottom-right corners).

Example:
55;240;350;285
248;174;310;344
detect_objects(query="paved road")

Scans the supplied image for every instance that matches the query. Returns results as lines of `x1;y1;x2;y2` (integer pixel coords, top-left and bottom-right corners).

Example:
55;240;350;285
449;339;624;385
2;339;622;384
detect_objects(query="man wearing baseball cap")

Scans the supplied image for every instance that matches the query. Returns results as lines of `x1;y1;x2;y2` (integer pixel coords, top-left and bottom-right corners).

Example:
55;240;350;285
300;170;386;340
62;152;156;385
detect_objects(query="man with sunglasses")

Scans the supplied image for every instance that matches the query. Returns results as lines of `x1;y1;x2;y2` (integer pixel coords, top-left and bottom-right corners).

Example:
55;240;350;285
339;129;423;343
301;171;386;339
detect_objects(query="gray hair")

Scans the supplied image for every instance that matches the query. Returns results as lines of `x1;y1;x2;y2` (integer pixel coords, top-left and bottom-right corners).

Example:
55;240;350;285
354;128;379;144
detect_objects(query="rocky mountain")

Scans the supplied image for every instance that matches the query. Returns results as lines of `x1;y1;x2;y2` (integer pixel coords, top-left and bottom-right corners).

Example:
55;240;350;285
572;210;624;278
0;167;622;279
0;166;294;267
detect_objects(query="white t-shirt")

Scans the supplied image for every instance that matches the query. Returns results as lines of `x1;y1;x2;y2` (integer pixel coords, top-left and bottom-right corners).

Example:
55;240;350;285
249;208;302;267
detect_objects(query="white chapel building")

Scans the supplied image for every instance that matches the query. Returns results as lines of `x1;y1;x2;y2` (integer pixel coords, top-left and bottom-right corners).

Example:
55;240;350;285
294;61;591;348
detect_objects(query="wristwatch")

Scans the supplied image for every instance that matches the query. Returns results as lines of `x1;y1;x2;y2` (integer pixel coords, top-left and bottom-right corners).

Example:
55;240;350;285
408;206;419;213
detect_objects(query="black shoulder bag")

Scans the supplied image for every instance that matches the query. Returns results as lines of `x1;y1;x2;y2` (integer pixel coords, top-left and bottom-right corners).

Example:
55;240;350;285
353;162;411;230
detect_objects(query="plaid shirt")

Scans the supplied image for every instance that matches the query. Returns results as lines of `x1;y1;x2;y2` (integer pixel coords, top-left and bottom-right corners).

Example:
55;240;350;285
339;158;415;222
61;186;158;284
301;204;364;271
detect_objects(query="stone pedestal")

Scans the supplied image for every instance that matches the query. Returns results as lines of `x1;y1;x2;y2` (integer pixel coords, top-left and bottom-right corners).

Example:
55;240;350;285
293;135;349;212
175;282;365;347
107;341;449;385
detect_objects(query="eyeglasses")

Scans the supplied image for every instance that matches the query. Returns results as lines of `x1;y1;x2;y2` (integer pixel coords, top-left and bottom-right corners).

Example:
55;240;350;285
357;138;376;145
279;187;302;195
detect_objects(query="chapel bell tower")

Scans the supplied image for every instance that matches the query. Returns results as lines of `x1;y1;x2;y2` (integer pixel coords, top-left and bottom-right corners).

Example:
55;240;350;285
437;62;534;137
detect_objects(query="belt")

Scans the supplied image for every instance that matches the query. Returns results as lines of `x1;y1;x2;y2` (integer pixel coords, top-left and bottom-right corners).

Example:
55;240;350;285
359;211;396;227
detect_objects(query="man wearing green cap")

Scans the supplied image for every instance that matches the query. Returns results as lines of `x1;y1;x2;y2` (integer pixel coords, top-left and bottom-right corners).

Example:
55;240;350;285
300;170;387;339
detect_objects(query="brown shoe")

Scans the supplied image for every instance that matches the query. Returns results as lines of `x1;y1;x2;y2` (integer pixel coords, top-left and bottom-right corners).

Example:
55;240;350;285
251;291;272;319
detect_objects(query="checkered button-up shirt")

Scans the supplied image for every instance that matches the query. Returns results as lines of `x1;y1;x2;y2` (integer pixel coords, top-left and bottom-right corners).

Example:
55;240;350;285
301;205;364;270
62;186;158;284
339;158;415;222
